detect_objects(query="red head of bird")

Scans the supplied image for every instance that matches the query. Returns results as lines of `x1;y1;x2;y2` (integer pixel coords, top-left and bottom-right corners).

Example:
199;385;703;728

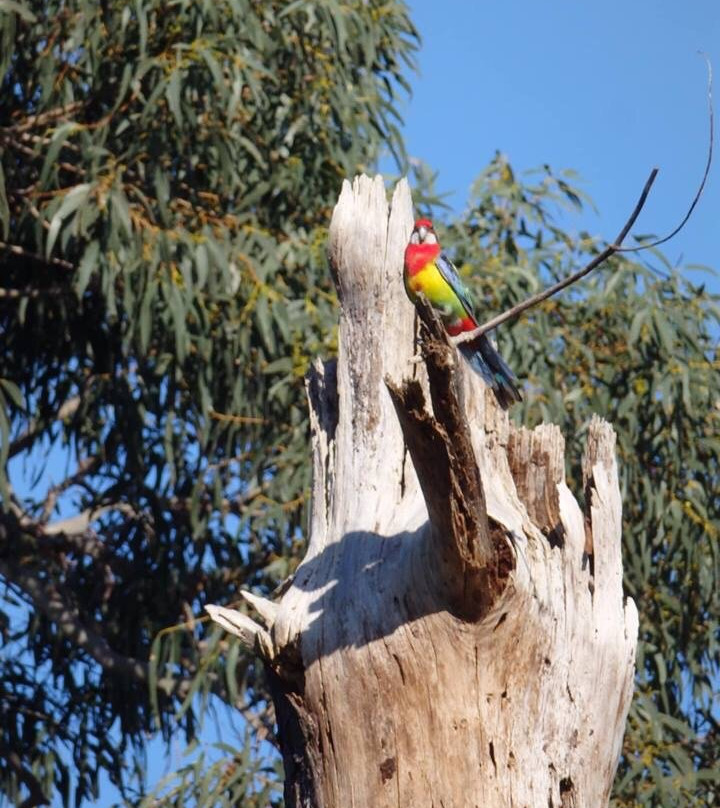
409;218;438;246
405;218;441;276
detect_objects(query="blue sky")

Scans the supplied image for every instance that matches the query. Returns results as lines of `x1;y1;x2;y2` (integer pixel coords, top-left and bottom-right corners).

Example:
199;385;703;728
396;0;719;286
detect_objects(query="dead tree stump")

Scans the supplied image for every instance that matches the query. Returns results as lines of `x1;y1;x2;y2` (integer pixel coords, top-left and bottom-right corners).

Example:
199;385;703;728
208;175;638;808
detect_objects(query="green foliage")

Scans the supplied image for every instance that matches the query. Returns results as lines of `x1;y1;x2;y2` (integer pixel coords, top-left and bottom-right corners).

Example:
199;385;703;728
439;154;720;807
135;735;283;808
0;0;416;804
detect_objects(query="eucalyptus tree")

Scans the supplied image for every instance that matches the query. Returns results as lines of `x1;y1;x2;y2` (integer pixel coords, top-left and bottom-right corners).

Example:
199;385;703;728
0;1;417;805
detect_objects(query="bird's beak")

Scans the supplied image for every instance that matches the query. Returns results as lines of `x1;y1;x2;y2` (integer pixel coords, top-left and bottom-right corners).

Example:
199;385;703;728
418;225;428;242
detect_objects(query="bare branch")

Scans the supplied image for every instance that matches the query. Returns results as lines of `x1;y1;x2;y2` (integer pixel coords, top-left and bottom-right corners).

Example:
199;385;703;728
8;396;81;459
205;604;273;659
455;170;658;342
209;409;267;425
0;514;240;712
457;59;713;341
1;101;84;134
35;529;112;562
39;456;102;524
3;504;136;584
43;502;139;536
0;557;150;683
241;589;280;628
0;240;75;272
42;507;103;536
0;136;36;158
0;551;224;708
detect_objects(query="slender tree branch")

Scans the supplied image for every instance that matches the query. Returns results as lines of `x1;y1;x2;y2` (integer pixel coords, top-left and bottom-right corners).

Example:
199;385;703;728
8;396;81;459
611;170;660;245
42;502;140;536
1;512;261;713
8;752;49;808
1;101;84;134
0;552;223;707
3;502;135;579
24;201;51;230
35;529;114;563
0;240;75;272
40;456;102;524
455;170;658;342
457;59;713;341
0;134;37;158
0;557;150;683
0;514;235;707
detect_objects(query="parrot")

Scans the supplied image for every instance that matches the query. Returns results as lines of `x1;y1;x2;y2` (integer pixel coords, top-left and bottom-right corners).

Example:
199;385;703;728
403;218;522;409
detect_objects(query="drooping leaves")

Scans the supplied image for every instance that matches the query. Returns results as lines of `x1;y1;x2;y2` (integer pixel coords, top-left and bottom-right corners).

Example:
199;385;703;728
0;0;417;804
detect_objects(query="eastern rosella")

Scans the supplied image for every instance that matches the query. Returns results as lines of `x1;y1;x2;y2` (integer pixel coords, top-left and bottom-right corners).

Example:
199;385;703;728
403;218;522;409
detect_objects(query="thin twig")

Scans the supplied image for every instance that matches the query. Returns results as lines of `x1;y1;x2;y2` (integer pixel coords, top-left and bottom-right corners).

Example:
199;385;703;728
0;286;67;300
456;170;658;341
0;135;36;158
0;240;75;271
0;556;150;683
8;751;49;808
2;101;84;134
40;456;102;524
9;396;81;459
209;409;266;425
457;58;713;341
612;170;660;245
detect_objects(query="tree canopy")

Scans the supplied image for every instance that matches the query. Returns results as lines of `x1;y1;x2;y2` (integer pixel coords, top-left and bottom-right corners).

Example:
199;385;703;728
0;1;417;804
0;1;717;807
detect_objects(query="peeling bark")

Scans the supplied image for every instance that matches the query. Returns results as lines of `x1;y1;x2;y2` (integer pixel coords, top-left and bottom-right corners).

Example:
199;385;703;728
209;175;638;808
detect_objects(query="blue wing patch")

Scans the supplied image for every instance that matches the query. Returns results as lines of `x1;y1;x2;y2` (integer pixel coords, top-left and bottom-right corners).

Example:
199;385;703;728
434;251;477;322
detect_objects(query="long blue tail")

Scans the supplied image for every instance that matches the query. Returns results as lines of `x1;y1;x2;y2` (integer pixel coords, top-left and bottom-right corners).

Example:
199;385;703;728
459;335;522;410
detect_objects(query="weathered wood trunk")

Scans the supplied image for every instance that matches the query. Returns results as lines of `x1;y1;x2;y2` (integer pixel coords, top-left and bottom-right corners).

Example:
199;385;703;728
210;175;638;808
